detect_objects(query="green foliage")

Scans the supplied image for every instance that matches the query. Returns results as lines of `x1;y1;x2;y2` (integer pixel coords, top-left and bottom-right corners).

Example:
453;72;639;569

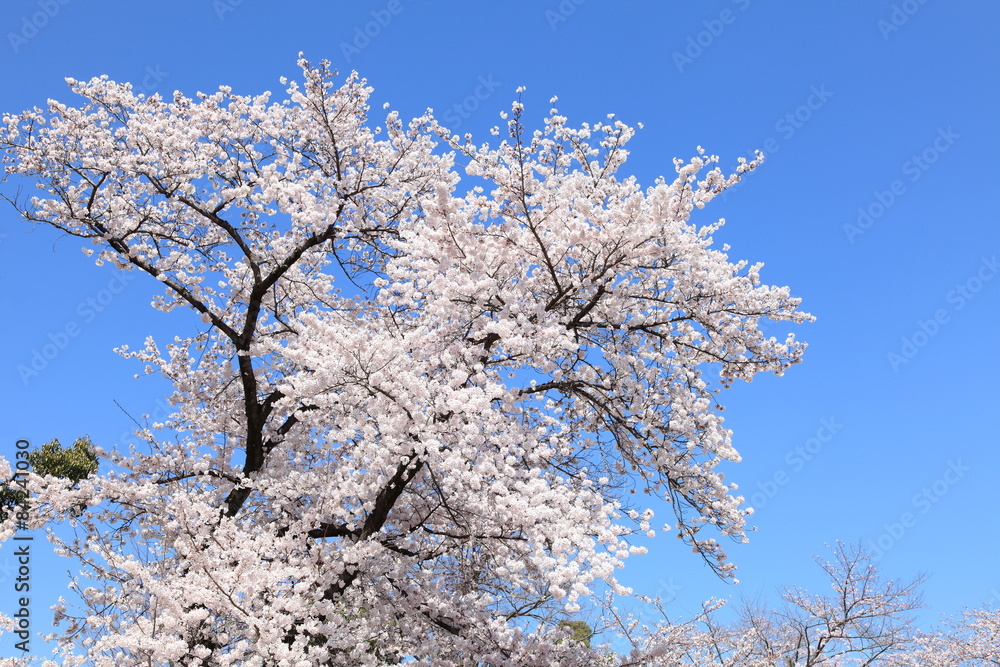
1;436;98;521
29;436;99;481
558;620;593;648
0;487;22;521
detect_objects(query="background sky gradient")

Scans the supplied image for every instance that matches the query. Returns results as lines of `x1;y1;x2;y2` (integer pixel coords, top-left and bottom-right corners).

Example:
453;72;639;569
1;0;998;658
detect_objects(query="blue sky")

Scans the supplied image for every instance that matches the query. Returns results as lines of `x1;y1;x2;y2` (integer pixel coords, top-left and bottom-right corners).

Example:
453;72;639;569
1;0;998;657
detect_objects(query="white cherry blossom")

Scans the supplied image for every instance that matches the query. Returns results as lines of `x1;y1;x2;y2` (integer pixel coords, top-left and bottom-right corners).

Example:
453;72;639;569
1;58;812;664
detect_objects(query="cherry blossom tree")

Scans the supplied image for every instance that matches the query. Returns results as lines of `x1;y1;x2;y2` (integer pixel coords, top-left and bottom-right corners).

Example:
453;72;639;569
895;606;1000;666
0;58;813;665
595;556;1000;667
731;542;927;666
952;607;1000;664
605;543;928;667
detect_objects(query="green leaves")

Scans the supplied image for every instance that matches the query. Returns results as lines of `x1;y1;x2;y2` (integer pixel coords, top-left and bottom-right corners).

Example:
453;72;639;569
29;436;99;481
557;620;593;648
1;436;98;520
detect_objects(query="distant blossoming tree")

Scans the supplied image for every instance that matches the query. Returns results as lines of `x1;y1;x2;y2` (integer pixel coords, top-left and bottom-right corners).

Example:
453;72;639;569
603;542;1000;667
699;542;928;666
0;58;813;665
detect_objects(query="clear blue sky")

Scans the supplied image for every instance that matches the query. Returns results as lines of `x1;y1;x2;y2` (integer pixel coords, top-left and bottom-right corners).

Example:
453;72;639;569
2;0;998;657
